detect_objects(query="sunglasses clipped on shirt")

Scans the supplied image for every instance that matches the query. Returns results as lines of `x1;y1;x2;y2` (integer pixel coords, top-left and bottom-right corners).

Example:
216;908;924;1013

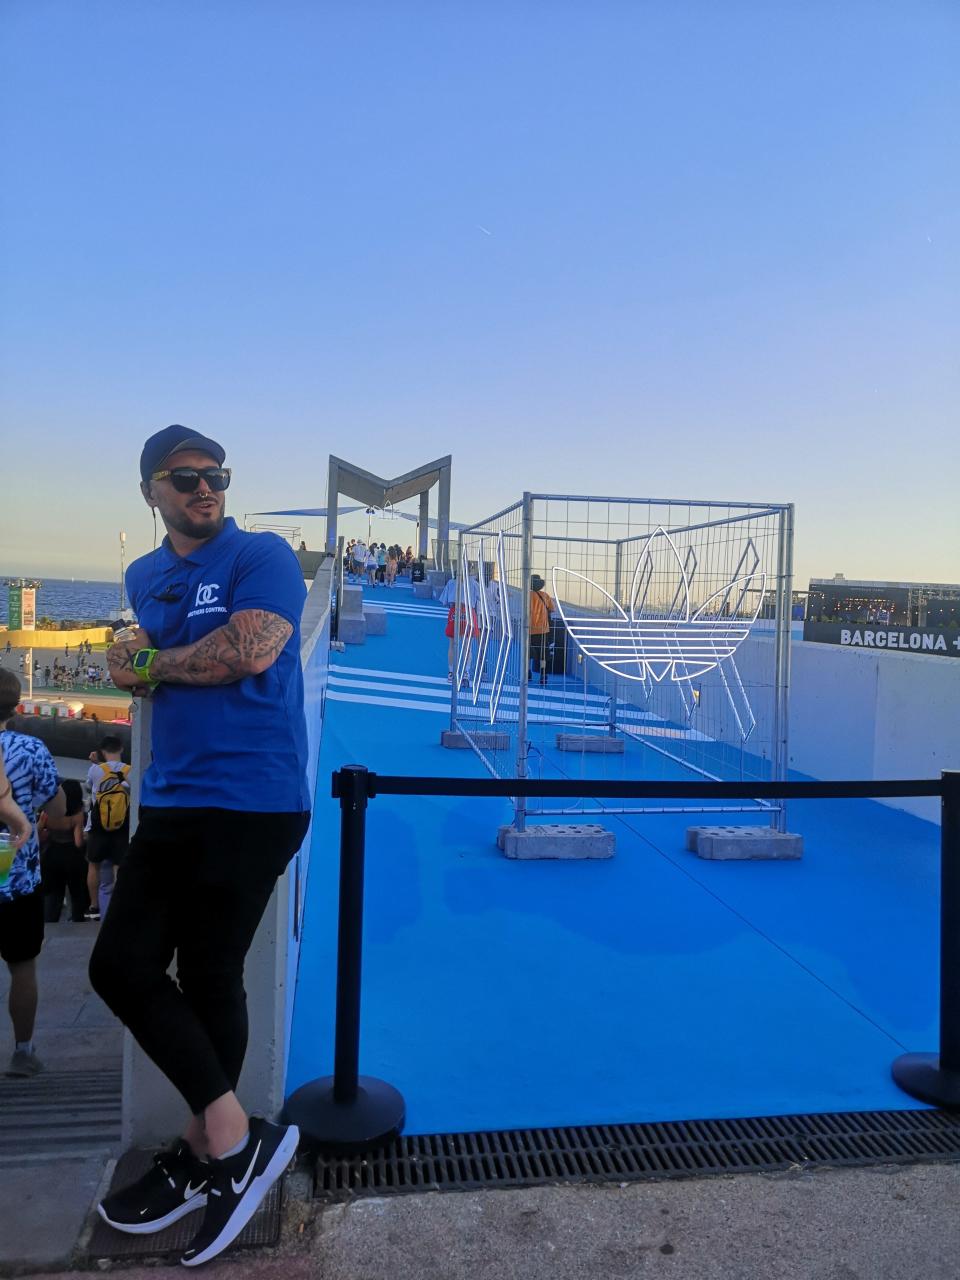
151;467;232;494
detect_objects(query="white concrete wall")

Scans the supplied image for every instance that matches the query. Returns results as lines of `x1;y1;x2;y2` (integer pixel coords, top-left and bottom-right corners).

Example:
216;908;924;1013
653;632;955;825
788;638;958;823
573;629;955;827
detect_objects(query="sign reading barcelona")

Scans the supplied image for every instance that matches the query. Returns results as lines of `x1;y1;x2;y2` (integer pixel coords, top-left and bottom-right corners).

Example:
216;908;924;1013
803;621;960;658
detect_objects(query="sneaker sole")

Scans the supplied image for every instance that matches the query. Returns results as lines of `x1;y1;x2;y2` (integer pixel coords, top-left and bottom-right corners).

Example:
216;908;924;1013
98;1194;208;1235
180;1126;299;1267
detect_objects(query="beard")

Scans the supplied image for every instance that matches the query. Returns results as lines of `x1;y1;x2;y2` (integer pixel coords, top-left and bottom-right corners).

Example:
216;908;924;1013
164;503;225;541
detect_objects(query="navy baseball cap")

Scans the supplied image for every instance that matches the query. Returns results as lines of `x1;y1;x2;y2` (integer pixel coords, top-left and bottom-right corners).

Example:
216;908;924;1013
140;425;226;483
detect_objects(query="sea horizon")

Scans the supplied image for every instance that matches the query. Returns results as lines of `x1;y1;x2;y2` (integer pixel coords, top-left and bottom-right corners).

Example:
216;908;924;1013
1;577;124;625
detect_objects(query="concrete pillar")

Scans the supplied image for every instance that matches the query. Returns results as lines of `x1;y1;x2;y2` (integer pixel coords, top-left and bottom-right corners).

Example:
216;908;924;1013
436;464;451;573
325;457;340;555
418;490;430;559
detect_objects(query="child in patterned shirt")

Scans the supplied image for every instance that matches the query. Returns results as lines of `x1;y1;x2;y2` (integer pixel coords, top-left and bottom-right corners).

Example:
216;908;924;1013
0;670;66;1076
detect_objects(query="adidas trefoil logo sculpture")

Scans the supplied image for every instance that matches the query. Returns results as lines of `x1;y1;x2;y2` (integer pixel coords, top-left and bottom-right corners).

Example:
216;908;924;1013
552;527;765;684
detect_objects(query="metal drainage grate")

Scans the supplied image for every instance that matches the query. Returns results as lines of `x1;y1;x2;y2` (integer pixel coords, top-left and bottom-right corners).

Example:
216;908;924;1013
312;1108;960;1198
0;1068;122;1166
84;1148;284;1260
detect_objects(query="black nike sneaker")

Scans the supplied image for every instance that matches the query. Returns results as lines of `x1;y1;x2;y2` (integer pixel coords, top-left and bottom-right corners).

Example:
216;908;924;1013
98;1139;209;1234
180;1117;299;1268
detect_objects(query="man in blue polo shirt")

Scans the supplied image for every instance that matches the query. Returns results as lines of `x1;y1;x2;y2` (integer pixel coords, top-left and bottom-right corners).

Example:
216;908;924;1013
90;425;310;1268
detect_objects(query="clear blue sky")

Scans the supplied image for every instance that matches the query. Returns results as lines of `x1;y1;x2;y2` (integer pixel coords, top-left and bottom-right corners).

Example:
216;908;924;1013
1;1;957;588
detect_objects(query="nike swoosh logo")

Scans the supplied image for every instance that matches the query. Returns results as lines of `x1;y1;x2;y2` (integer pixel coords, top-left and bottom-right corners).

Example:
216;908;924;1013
183;1180;205;1200
231;1140;261;1195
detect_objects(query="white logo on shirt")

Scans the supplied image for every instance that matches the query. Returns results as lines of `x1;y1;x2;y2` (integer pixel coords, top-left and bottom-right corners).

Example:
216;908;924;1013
195;582;220;607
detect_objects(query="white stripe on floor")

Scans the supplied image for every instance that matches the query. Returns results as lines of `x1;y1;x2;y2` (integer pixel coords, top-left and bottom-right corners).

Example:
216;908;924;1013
328;688;705;740
330;675;451;699
328;689;449;714
331;663;666;714
328;675;698;737
330;670;654;712
373;607;447;616
331;664;450;686
329;674;660;723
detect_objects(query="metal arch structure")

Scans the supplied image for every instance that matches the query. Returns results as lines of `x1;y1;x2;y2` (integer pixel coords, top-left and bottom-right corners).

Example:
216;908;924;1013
324;455;452;563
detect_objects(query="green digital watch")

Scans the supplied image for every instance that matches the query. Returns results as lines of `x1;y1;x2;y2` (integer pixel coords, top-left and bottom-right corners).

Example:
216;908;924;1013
131;647;160;687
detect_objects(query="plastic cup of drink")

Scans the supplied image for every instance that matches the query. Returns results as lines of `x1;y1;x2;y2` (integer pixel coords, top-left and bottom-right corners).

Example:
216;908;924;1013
0;833;15;888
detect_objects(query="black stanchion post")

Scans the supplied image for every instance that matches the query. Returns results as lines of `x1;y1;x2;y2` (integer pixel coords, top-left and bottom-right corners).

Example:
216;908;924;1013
332;762;366;1101
892;770;960;1106
283;765;406;1151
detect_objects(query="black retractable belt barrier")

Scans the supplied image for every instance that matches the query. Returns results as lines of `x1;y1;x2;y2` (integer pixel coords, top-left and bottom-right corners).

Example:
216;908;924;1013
282;765;405;1153
892;770;960;1107
285;766;955;1152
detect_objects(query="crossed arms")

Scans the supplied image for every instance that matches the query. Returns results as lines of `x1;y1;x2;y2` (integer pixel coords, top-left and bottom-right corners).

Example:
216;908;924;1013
107;609;293;690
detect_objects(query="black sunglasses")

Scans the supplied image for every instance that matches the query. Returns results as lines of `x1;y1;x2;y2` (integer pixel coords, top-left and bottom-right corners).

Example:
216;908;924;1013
151;466;232;494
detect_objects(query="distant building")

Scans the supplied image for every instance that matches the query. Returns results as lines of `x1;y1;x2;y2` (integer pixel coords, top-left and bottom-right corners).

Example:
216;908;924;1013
806;575;960;628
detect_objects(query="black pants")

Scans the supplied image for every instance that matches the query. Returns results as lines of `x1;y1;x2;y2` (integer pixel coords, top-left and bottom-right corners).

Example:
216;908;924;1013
529;633;549;681
42;840;89;922
89;806;309;1115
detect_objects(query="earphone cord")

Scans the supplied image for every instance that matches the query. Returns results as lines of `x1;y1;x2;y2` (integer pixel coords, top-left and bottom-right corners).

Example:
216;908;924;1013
140;507;161;609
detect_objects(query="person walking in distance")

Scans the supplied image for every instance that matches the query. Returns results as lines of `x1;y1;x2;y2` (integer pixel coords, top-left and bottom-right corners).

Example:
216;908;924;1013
351;539;366;582
529;575;555;686
85;735;131;921
0;670;67;1077
90;425;311;1267
40;778;89;924
439;567;481;684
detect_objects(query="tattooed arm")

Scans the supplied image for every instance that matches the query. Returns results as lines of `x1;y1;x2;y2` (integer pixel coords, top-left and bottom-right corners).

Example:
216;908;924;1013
108;611;293;688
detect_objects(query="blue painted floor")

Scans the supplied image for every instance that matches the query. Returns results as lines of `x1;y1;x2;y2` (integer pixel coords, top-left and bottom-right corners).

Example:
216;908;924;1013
287;585;940;1133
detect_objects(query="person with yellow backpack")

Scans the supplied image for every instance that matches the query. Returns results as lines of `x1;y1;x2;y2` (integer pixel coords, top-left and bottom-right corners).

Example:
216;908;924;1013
84;736;131;921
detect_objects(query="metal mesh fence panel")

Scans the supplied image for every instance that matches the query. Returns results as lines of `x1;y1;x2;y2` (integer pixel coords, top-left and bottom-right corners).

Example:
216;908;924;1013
451;501;528;808
453;494;792;827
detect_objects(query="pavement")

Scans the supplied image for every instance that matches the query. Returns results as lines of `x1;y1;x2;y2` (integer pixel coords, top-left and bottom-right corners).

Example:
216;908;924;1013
0;915;121;1275
1;754;958;1277
12;1161;960;1279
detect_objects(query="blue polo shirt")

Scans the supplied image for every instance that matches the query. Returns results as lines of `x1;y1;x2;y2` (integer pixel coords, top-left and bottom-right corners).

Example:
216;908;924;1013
126;518;310;813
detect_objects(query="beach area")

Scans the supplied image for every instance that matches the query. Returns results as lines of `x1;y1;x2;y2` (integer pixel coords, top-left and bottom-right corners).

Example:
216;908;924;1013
0;578;130;722
0;578;122;629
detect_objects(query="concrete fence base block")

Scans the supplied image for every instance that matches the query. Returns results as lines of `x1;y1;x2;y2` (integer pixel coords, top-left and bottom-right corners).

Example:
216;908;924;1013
686;825;804;860
442;729;511;750
338;616;366;645
426;570;451;589
499;823;615;860
413;581;434;599
340;585;365;617
556;733;625;754
364;605;387;636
